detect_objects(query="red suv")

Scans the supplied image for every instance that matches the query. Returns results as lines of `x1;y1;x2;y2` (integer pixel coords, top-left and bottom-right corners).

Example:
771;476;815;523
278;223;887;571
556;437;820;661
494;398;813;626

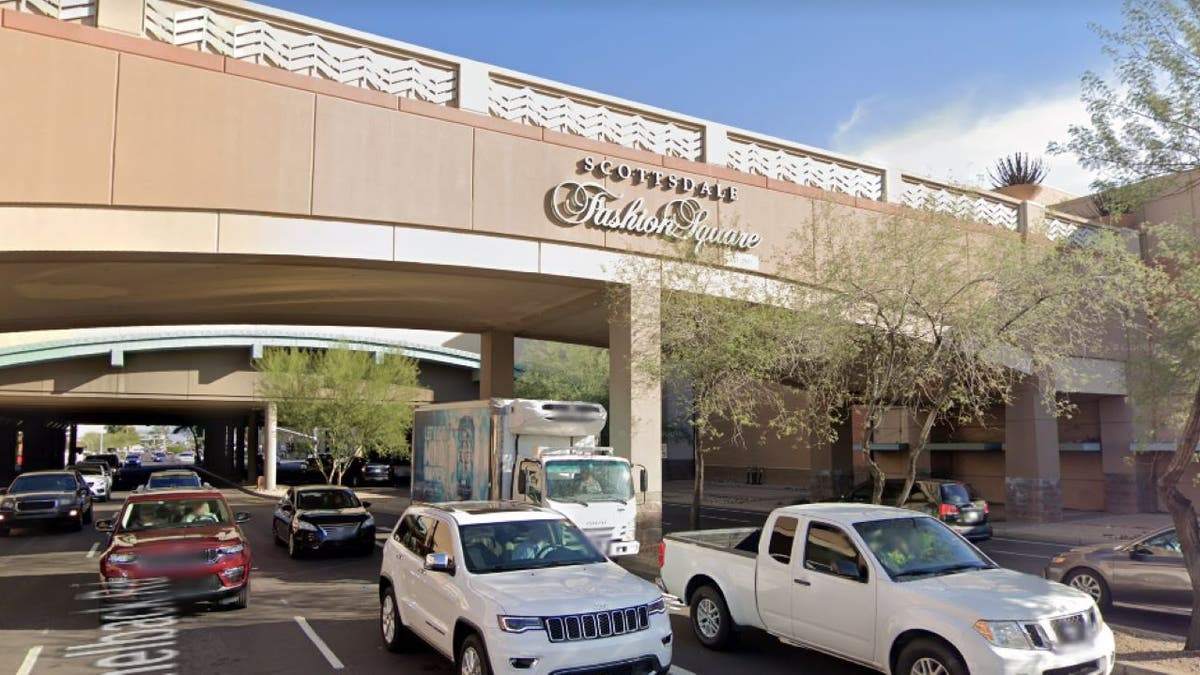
95;488;252;608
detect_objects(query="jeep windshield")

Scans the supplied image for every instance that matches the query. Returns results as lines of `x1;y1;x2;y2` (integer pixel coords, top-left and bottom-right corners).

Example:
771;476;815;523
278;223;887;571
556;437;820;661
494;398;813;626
545;459;633;503
854;517;995;581
459;519;606;574
120;498;232;532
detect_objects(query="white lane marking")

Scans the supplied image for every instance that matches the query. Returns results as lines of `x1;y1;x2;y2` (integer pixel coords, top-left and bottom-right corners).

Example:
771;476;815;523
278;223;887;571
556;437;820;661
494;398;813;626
85;542;100;559
294;616;345;670
985;548;1051;560
17;646;42;675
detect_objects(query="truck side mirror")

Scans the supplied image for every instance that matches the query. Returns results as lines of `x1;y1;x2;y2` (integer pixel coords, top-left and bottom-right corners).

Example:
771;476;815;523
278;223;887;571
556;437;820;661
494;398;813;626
424;552;454;574
639;468;648;493
517;470;527;495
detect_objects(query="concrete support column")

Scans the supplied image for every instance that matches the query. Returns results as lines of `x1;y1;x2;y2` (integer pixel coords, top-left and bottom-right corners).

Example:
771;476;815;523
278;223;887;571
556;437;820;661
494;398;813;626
479;331;515;399
20;420;59;472
809;415;854;500
247;415;260;482
203;423;226;478
234;422;246;482
1004;378;1062;522
0;425;17;485
1099;396;1147;514
264;403;278;491
68;425;78;467
609;284;662;573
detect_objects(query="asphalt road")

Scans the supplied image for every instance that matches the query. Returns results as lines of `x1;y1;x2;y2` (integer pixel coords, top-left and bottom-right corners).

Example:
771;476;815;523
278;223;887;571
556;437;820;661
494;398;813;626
0;491;1188;675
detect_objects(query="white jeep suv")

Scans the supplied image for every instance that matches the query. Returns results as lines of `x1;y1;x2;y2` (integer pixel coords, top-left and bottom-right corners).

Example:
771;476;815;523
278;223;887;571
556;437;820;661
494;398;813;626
378;501;672;674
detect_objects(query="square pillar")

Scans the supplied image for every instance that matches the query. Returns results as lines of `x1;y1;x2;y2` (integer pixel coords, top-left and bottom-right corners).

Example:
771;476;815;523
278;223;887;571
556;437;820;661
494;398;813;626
234;422;246;481
0;425;17;484
68;425;78;467
810;414;854;500
609;284;662;572
1099;396;1148;514
1004;378;1062;522
264;403;278;491
203;423;226;477
247;415;260;481
479;331;515;399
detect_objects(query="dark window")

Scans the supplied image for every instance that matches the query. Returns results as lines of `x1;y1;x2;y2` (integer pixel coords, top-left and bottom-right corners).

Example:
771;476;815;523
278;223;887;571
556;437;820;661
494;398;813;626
768;516;798;564
939;483;973;506
394;514;432;556
804;522;867;581
1143;530;1181;555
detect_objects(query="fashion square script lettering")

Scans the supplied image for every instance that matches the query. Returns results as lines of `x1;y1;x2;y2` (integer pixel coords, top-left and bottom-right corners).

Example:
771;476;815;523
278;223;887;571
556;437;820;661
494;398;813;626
549;182;762;254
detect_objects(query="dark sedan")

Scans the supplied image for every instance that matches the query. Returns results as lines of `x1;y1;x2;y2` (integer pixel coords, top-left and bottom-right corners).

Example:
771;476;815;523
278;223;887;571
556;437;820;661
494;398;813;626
271;485;376;558
0;470;94;535
838;478;992;541
1045;526;1193;613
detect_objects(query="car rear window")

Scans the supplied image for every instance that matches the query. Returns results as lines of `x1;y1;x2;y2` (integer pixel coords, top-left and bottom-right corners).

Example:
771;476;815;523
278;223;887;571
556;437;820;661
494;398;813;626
939;483;973;505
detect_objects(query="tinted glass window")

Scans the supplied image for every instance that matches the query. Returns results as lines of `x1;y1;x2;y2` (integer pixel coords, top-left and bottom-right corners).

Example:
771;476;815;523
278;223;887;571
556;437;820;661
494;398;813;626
10;474;78;493
74;465;103;475
855;517;992;580
120;498;231;531
296;489;359;510
1143;530;1181;554
939;483;973;505
394;515;432;556
458;518;605;574
804;522;867;580
147;474;202;488
768;516;798;564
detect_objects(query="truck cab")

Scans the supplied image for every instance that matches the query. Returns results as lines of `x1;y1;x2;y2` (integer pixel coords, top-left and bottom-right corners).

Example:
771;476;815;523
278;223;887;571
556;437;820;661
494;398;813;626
514;448;647;557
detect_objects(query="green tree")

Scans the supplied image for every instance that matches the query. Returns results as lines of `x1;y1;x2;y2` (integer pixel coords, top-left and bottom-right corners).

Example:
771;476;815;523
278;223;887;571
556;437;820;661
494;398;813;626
255;345;421;484
1052;0;1200;648
102;425;141;451
784;206;1148;507
514;341;610;411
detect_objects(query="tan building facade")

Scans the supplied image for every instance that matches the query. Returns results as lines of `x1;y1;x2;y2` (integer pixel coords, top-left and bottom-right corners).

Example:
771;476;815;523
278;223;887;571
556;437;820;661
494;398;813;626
0;0;1178;533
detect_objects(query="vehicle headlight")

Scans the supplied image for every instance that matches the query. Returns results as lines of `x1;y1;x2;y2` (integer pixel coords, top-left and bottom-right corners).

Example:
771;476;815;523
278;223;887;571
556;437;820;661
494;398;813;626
647;598;667;615
292;519;318;532
217;543;245;556
1050;555;1067;565
0;498;13;509
497;616;544;633
973;620;1033;649
362;515;375;528
108;552;138;564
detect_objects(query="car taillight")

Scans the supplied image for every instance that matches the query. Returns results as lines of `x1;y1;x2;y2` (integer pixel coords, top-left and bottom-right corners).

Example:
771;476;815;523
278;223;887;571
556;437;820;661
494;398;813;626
658;541;665;568
939;503;959;518
981;501;989;515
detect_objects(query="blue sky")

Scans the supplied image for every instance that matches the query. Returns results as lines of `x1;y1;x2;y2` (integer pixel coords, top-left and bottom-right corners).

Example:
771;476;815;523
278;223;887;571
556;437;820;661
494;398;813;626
270;1;1126;193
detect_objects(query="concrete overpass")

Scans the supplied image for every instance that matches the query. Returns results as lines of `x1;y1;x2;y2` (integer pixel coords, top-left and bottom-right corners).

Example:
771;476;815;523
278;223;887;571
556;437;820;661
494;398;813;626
0;325;480;484
0;0;1147;538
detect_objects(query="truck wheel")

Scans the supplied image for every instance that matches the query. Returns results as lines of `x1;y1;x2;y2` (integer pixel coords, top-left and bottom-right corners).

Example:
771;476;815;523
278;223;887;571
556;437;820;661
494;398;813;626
1064;568;1112;611
690;585;736;650
457;633;491;675
380;588;411;653
897;638;967;675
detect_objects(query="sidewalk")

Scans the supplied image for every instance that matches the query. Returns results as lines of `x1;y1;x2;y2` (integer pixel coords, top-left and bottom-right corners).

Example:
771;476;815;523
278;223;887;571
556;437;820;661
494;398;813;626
663;480;807;513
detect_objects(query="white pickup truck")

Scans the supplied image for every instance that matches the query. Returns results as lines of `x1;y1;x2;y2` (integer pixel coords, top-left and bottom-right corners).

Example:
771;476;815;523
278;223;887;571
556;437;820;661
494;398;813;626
379;501;672;675
660;503;1115;675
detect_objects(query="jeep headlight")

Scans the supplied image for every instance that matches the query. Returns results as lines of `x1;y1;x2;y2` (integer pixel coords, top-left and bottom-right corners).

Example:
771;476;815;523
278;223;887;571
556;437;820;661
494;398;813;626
647;598;667;615
0;498;13;509
973;620;1033;650
217;543;245;556
497;616;544;633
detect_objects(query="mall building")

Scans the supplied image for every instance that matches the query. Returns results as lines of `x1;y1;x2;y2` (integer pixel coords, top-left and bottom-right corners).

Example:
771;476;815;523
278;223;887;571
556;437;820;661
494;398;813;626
0;0;1193;557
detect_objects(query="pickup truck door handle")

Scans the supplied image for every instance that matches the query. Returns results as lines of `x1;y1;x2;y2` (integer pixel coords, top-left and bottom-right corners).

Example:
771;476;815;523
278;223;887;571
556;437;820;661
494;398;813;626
793;579;810;586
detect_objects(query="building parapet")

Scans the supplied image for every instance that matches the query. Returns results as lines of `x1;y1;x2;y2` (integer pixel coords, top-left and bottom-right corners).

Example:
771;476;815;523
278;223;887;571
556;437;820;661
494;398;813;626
5;0;1123;251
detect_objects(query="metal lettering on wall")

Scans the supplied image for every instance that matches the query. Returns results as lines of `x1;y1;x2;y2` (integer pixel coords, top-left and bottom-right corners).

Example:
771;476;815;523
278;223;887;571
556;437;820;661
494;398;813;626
548;157;761;254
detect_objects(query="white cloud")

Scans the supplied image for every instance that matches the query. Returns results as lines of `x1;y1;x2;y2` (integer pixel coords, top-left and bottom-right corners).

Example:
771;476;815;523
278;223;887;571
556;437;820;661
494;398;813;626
833;87;1096;196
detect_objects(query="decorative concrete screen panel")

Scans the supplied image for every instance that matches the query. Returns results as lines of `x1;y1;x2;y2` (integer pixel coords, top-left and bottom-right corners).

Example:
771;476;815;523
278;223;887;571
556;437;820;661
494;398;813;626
1043;216;1102;247
9;0;95;21
489;78;704;161
726;136;885;201
901;178;1020;231
143;0;456;104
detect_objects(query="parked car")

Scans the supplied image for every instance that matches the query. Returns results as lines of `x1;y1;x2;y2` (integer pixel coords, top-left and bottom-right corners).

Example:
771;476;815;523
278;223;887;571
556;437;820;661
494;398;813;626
360;462;393;487
272;485;376;558
143;470;204;491
71;463;112;501
838;478;992;541
660;503;1114;675
94;488;252;609
1045;526;1194;613
379;501;671;675
389;460;411;487
0;470;94;535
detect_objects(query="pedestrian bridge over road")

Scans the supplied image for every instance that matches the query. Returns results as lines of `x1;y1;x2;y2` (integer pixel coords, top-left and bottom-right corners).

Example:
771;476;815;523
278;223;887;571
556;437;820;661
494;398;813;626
0;0;1142;528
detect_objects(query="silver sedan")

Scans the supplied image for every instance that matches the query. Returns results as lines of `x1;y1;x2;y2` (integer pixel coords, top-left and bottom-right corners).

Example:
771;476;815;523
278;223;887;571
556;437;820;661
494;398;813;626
1044;527;1193;614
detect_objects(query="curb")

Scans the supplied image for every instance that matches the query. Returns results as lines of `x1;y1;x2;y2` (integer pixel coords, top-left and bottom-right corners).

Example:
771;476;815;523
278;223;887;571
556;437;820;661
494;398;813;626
1114;663;1182;675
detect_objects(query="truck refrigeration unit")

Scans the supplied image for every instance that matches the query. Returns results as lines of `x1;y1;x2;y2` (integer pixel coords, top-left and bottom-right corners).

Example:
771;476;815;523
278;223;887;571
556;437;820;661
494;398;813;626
410;399;647;557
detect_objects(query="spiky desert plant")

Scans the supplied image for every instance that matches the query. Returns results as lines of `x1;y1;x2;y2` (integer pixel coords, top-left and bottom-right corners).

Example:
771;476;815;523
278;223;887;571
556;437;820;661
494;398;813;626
988;152;1048;188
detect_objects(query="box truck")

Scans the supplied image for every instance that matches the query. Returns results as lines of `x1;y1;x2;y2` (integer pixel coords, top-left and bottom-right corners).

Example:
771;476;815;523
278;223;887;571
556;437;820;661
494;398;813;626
411;399;647;557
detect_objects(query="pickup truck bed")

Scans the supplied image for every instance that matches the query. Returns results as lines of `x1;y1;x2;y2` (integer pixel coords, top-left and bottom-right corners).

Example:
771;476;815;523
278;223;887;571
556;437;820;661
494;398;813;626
660;527;766;630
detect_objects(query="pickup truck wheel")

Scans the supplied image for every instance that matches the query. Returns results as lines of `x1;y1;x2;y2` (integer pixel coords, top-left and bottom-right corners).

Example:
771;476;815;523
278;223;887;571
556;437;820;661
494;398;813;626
1064;568;1112;611
380;589;411;653
897;638;967;675
457;634;491;675
691;585;736;650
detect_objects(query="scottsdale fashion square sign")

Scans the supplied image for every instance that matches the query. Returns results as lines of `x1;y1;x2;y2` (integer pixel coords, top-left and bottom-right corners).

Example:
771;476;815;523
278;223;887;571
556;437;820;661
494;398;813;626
548;156;762;254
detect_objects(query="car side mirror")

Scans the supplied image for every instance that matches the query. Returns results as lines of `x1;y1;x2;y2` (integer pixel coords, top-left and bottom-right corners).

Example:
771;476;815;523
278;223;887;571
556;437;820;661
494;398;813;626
235;512;251;523
834;559;863;581
95;519;114;532
517;471;527;495
1130;544;1153;559
361;501;372;509
424;552;454;573
640;466;649;493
